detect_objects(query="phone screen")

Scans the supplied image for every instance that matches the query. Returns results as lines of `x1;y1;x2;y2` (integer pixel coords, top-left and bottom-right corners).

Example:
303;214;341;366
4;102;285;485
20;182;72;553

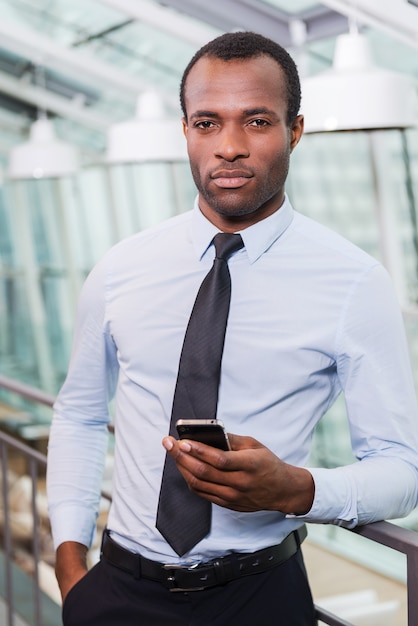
176;419;231;451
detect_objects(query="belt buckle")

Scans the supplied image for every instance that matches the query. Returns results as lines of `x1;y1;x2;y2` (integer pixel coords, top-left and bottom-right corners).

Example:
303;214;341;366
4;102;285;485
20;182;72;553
162;562;205;592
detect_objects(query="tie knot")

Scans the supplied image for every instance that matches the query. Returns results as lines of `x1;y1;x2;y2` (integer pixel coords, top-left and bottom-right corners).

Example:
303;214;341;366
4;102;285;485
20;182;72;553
213;233;244;261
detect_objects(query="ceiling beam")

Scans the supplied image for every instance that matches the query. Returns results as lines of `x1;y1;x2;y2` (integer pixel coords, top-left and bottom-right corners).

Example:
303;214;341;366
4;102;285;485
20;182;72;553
98;0;217;47
0;17;179;108
160;0;290;44
160;0;347;47
302;5;348;42
0;70;112;131
320;0;418;50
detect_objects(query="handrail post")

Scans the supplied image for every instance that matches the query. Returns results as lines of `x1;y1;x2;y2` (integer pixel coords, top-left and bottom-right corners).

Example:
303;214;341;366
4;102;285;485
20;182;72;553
407;546;418;623
29;457;42;626
1;441;14;626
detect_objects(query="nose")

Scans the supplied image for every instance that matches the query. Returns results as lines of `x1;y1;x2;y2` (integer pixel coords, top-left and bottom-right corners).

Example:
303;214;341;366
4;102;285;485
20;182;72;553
214;125;249;161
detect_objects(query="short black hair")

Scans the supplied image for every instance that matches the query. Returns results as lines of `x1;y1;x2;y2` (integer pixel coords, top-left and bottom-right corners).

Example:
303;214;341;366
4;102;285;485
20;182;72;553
180;31;301;126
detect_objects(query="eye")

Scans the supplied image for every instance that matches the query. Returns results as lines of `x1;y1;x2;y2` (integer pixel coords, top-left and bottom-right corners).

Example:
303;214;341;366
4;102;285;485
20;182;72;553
194;120;216;130
249;118;270;127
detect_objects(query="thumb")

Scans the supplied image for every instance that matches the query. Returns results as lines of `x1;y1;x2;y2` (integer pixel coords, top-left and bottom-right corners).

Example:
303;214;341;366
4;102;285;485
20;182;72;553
227;433;264;451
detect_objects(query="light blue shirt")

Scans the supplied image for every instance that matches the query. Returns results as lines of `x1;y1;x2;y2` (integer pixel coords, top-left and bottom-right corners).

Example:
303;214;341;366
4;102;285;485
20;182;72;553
47;196;418;563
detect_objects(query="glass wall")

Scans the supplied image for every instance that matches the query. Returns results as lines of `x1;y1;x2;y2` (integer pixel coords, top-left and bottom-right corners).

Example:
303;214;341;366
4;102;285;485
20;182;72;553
0;161;195;393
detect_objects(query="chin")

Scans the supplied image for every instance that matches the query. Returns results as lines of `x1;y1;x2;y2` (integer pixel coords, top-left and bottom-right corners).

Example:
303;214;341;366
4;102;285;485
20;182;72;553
210;197;259;218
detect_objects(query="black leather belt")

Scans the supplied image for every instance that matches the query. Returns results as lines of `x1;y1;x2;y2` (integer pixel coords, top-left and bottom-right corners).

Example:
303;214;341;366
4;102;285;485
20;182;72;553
101;525;307;592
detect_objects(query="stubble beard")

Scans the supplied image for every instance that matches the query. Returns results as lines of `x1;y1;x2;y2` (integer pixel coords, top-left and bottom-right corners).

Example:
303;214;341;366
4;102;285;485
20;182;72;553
190;156;290;220
191;172;286;220
198;187;268;218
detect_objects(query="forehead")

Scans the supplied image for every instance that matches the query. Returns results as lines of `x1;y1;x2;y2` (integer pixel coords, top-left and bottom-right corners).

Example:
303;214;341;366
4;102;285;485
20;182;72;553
184;55;287;115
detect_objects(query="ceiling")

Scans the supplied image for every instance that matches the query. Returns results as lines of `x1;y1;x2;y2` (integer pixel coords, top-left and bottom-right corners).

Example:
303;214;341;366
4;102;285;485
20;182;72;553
0;0;417;168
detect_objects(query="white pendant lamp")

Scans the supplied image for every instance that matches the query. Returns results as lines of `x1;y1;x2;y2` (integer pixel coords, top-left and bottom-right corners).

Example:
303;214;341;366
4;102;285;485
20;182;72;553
301;31;418;133
106;91;187;164
8;117;79;179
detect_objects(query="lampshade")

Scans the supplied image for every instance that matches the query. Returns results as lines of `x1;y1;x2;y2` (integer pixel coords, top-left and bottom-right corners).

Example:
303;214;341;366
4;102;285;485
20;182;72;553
301;32;418;133
106;91;188;163
8;118;79;179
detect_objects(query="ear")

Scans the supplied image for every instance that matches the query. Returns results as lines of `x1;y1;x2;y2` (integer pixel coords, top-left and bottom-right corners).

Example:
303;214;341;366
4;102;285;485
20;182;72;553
290;115;304;152
182;117;188;138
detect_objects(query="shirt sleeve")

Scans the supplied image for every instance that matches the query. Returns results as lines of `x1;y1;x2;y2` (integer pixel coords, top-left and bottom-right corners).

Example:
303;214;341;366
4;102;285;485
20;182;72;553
298;263;418;526
47;257;118;549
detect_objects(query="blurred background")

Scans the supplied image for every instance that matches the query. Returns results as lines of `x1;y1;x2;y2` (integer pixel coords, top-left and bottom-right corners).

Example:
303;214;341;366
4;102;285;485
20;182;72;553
0;1;417;624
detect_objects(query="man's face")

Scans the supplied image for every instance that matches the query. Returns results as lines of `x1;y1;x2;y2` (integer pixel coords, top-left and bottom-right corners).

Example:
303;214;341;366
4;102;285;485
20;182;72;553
182;54;303;231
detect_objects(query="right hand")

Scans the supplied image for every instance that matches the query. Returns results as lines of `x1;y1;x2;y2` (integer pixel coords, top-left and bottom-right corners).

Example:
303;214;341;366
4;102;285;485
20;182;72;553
55;541;89;603
163;433;315;515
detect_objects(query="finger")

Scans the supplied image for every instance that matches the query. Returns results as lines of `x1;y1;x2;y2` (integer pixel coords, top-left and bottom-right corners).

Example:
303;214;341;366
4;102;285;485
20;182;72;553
177;447;261;503
179;464;258;512
176;437;268;478
177;438;232;469
161;436;223;467
163;437;234;484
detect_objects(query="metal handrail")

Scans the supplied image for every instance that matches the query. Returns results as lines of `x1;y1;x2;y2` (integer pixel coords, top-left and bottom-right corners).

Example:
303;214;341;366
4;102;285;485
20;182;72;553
354;521;418;622
316;521;418;626
0;374;417;625
316;520;418;624
0;374;55;408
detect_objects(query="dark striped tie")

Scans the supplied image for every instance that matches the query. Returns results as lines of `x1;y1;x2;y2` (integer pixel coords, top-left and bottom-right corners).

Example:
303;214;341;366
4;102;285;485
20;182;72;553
156;233;244;556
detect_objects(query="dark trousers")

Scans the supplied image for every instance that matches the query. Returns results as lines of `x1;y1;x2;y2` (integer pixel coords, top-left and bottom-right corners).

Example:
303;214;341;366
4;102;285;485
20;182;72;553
62;549;317;626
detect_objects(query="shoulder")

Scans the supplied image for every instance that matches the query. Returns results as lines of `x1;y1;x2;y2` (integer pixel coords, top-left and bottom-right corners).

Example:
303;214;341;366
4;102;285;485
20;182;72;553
290;211;379;271
96;210;193;268
110;210;193;256
82;210;193;293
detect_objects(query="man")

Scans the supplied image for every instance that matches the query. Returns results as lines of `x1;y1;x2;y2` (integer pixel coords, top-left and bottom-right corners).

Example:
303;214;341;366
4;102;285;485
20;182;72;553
47;31;418;625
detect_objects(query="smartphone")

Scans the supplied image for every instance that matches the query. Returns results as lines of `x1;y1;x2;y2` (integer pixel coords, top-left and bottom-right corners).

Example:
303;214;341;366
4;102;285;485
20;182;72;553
176;419;231;451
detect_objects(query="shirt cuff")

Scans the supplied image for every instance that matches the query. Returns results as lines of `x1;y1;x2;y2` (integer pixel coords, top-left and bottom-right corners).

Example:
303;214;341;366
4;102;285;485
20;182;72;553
286;467;358;528
49;504;97;550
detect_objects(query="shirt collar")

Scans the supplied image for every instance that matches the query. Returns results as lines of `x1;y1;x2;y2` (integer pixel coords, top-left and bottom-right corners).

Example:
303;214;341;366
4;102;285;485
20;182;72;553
191;194;294;264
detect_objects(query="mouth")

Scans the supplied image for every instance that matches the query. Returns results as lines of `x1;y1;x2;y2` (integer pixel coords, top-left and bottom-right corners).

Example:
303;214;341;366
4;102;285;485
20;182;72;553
211;169;253;189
